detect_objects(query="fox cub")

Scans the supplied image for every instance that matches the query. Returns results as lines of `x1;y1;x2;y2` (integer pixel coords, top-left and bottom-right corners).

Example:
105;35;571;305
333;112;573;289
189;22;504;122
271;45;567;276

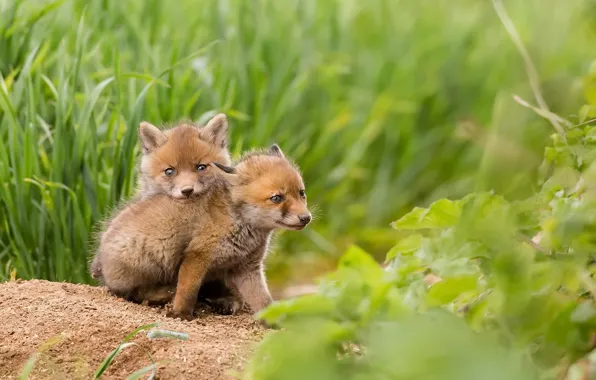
92;145;311;320
136;114;231;199
90;114;231;280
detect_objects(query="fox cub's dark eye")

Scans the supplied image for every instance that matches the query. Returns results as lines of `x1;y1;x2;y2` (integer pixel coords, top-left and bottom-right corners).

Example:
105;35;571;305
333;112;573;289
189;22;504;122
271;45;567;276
164;168;175;176
299;189;306;198
270;194;284;204
196;164;207;172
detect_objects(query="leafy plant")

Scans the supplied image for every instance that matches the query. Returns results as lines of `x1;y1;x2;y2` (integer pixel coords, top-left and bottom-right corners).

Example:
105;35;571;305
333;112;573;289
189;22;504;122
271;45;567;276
244;65;596;380
94;323;158;379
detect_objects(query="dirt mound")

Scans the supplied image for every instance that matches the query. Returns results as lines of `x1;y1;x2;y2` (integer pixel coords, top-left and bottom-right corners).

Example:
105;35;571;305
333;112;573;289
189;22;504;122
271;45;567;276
0;280;267;379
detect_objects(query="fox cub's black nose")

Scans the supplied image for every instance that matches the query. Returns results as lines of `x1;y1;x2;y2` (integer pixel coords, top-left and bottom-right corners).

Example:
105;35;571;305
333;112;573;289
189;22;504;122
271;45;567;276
298;214;312;224
181;188;193;197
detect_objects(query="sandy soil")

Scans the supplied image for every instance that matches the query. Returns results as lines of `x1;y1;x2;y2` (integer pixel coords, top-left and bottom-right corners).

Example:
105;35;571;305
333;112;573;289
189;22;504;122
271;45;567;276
0;280;267;379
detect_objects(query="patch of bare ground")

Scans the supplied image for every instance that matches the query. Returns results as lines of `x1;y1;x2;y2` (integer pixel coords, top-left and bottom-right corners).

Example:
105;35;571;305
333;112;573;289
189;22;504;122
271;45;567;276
0;280;267;379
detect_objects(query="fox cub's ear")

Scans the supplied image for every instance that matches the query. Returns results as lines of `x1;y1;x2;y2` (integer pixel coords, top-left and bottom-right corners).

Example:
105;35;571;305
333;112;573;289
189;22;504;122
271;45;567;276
268;144;285;159
211;162;236;174
138;122;167;154
201;114;228;149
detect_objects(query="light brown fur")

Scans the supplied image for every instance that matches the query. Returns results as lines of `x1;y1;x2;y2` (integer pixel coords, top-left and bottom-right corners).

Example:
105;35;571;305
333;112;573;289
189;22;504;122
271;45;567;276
136;114;231;199
91;145;311;320
90;114;231;280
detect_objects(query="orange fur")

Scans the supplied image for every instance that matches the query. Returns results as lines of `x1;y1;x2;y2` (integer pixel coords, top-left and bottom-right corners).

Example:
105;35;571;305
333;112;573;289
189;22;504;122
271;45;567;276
90;114;231;280
136;114;231;199
92;145;312;321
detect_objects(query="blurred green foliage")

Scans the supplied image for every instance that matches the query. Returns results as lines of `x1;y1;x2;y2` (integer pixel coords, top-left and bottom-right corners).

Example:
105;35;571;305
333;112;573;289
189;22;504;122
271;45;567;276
0;0;594;285
249;89;596;379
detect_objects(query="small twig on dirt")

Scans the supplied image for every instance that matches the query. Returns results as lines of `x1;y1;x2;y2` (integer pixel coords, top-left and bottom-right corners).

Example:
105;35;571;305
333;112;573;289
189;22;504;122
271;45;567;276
492;0;567;140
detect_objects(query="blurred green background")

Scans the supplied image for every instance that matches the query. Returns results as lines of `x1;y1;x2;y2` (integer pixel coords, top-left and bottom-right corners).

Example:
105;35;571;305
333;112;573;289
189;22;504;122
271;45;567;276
0;0;593;290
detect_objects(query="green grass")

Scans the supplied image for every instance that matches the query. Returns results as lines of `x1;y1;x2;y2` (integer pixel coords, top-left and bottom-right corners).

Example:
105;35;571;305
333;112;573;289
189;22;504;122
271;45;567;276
17;323;185;379
0;0;593;283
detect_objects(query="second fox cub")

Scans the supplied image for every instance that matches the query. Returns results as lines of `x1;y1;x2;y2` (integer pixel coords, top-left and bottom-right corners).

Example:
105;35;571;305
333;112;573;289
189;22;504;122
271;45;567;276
93;144;311;320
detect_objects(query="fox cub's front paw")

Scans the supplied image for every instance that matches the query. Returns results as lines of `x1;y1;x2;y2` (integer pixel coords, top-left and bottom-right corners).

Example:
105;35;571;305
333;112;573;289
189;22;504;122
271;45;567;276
207;297;242;315
166;308;194;321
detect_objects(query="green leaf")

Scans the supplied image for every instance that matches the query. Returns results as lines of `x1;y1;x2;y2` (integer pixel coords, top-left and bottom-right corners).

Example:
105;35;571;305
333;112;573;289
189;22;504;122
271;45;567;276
392;199;462;230
385;234;424;262
127;362;160;380
94;342;139;379
257;294;335;325
570;302;596;324
425;275;478;306
94;323;158;379
18;353;38;380
578;105;596;122
337;245;382;278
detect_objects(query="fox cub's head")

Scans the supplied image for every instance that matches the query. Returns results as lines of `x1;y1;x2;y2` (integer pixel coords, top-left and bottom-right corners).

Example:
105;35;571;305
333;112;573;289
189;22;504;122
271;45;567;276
138;114;231;199
214;145;312;231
